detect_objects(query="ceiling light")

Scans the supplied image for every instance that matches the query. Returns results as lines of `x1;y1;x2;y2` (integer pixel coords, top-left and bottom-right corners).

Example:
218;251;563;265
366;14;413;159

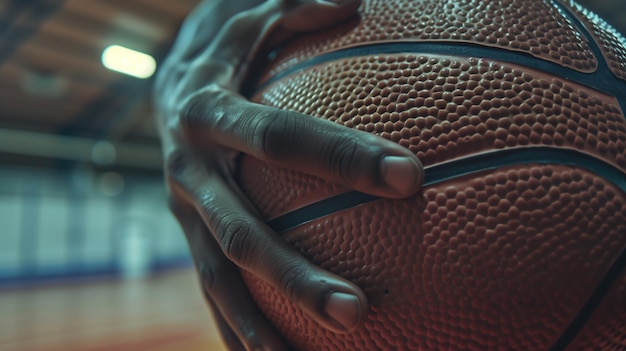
101;45;156;79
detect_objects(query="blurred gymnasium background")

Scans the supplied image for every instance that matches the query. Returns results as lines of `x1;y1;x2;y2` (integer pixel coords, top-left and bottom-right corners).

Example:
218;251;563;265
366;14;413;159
0;1;624;350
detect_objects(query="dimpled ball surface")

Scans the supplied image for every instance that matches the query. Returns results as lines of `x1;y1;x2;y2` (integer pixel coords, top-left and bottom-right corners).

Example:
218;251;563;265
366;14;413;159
237;0;626;350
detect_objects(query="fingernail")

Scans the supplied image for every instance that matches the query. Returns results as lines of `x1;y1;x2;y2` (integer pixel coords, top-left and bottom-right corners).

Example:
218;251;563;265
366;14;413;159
324;292;361;331
380;156;423;194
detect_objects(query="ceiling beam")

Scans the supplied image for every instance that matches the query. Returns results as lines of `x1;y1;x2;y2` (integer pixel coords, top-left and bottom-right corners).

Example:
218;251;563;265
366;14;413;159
0;0;64;65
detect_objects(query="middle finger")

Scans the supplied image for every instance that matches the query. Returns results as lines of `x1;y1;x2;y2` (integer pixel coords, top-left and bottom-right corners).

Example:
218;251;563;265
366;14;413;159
173;198;288;350
170;153;369;333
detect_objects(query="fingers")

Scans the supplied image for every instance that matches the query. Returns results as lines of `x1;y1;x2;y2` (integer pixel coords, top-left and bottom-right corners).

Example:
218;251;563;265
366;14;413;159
207;0;363;59
282;0;362;31
172;198;289;351
195;0;362;87
167;151;369;333
179;87;424;198
206;299;247;351
202;1;283;71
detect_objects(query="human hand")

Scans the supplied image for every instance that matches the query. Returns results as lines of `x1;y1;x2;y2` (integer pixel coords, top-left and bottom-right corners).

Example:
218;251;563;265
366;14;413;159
154;1;424;350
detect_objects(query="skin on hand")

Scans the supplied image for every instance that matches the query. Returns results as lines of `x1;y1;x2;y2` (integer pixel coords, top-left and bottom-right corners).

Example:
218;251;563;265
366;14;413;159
154;0;424;350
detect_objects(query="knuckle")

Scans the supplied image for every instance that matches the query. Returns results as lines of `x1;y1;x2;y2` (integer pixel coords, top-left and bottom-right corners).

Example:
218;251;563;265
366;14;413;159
214;215;256;265
198;262;219;294
164;148;189;181
275;263;309;301
196;191;220;222
328;136;362;181
328;132;389;184
177;84;224;130
251;108;295;159
197;260;229;295
177;93;204;128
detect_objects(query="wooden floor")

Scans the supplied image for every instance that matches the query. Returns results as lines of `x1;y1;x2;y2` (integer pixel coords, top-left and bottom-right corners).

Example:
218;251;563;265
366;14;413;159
0;269;228;351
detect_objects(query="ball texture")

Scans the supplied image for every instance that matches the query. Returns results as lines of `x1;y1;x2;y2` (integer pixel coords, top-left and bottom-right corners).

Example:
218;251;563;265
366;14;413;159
237;0;626;350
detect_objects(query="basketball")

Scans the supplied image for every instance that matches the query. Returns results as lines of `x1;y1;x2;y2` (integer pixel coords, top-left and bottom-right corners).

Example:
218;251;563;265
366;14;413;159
236;0;626;349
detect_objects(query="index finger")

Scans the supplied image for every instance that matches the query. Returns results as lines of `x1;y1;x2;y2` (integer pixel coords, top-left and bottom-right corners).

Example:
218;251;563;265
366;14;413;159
180;86;424;198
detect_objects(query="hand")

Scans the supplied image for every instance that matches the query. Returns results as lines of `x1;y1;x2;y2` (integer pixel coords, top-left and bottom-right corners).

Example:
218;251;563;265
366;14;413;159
154;1;425;350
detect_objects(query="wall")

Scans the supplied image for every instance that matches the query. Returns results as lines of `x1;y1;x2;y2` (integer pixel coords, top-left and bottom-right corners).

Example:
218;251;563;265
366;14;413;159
0;165;191;286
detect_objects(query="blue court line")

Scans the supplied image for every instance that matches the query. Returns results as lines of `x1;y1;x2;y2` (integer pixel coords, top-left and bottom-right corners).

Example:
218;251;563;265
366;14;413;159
0;256;193;288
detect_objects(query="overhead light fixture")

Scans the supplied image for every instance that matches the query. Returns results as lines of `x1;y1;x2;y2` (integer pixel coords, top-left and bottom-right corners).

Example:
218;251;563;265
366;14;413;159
101;45;156;79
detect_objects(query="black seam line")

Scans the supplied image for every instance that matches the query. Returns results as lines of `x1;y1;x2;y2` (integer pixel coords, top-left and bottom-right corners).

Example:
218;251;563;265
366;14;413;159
251;41;626;110
267;146;626;233
549;247;626;351
552;0;615;80
267;146;626;351
545;5;626;349
551;0;626;126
